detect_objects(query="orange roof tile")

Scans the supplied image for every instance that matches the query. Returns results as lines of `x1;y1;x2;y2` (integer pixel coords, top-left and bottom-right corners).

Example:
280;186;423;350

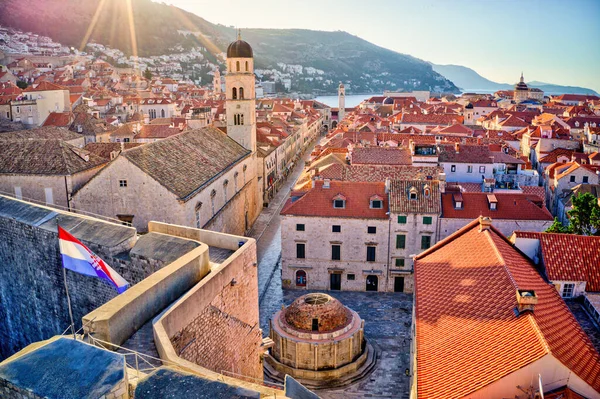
280;180;387;219
414;218;600;399
513;231;600;291
442;192;552;220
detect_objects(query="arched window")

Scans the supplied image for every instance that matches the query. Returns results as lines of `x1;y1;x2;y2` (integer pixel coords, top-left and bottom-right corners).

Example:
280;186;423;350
296;270;307;287
245;61;248;72
234;172;239;191
236;61;240;71
243;164;247;184
239;87;244;100
210;189;216;215
232;87;237;100
195;202;202;228
240;113;244;125
161;109;165;118
223;180;229;202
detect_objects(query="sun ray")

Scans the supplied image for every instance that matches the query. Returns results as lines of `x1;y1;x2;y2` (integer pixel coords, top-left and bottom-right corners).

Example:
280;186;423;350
170;6;223;59
79;0;108;52
125;0;140;75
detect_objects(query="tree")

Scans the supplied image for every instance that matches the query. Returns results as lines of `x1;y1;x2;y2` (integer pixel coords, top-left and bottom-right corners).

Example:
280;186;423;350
16;80;28;90
546;217;569;234
143;69;152;80
567;192;600;235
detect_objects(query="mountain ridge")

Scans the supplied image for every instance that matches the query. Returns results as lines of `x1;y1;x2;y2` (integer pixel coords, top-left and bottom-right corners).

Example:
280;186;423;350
0;0;458;94
431;63;598;96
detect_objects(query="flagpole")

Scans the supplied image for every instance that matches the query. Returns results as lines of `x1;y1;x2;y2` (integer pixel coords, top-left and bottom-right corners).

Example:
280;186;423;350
63;265;76;340
58;221;77;340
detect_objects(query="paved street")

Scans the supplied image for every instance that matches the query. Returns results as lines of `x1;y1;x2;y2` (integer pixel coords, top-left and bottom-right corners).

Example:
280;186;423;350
252;138;413;398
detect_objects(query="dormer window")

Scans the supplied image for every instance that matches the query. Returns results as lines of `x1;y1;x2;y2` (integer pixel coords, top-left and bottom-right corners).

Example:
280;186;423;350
409;187;418;200
370;194;383;209
423;185;431;198
453;193;463;209
333;193;346;209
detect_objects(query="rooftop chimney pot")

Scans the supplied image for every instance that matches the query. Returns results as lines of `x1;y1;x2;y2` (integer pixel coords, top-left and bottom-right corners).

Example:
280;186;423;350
478;216;492;232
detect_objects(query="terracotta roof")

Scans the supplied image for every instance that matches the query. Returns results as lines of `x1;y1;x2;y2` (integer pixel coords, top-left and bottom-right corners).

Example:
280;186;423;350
122;127;249;201
23;81;67;92
414;218;600;399
389;180;441;214
539;148;576;164
441;192;553;220
513;231;600;291
438;124;473;135
42;112;72;127
351;147;411;165
136;125;181;139
401;113;462;125
0;139;106;175
281;180;388;219
0;126;81;141
83;142;143;160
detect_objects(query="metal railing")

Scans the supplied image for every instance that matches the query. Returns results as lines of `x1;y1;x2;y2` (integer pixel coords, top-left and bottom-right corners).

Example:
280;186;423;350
59;323;284;392
221;369;284;390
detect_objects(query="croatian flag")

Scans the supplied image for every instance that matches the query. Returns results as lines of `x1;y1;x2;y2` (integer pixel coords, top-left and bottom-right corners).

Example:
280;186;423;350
58;226;129;294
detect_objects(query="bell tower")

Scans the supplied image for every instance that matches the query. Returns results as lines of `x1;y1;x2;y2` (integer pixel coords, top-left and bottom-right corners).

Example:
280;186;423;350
225;30;256;154
213;67;221;94
338;82;346;122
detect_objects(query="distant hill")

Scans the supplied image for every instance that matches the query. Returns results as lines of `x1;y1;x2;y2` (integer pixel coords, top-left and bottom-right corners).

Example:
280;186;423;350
431;63;598;96
0;0;458;95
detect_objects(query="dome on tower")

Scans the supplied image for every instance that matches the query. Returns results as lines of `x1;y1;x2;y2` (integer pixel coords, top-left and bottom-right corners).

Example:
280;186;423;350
383;97;394;105
515;72;528;91
227;31;253;58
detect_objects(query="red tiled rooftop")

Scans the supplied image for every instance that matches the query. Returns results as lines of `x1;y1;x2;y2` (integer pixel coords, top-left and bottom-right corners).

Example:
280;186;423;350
414;218;600;399
513;231;600;291
441;192;552;220
281;180;387;219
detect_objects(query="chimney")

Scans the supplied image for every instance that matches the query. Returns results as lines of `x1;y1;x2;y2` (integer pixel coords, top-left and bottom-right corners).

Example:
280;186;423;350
477;137;482;145
385;177;391;194
516;289;538;314
323;179;330;189
478;216;492;231
455;143;460;153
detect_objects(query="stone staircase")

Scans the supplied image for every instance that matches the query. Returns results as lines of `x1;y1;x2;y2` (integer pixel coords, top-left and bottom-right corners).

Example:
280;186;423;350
263;342;380;391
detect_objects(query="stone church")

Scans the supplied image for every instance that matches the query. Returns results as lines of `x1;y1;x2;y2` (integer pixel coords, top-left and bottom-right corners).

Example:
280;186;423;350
71;36;261;235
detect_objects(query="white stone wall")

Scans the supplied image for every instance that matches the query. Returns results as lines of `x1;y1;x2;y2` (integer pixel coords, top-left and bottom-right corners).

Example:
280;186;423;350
281;215;390;292
439;218;552;240
441;162;494;183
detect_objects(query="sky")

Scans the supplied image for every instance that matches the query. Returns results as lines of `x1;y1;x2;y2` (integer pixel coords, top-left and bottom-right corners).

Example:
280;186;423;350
160;0;600;92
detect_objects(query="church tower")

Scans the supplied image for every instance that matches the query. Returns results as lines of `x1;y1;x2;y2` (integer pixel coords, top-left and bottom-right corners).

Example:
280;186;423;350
213;67;221;94
225;31;256;154
338;82;345;122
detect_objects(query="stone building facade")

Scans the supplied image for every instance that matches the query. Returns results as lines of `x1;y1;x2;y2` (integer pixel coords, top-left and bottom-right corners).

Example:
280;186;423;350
71;127;260;235
388;180;442;293
281;180;390;293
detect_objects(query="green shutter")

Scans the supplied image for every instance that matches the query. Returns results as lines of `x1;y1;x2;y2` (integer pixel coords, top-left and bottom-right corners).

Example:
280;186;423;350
423;216;432;225
421;235;431;250
396;234;406;249
397;215;407;224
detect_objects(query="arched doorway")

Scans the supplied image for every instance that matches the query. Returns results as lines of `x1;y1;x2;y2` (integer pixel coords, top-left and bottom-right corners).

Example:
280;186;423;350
296;270;307;287
366;275;378;292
